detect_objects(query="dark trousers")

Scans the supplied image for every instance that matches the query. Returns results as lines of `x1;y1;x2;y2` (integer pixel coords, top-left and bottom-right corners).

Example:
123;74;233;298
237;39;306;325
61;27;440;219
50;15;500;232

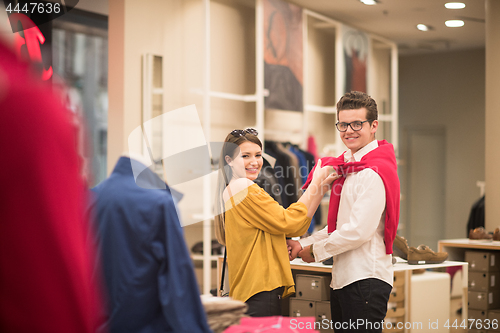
245;286;284;317
330;278;392;333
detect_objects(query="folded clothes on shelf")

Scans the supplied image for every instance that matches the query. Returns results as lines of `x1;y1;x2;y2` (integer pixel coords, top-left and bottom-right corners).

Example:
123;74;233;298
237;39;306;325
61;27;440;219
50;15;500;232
201;295;248;333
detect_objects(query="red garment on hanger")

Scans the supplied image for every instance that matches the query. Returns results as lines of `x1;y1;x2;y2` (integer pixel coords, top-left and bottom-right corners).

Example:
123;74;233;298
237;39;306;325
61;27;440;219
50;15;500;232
0;39;104;332
303;140;400;254
307;134;319;162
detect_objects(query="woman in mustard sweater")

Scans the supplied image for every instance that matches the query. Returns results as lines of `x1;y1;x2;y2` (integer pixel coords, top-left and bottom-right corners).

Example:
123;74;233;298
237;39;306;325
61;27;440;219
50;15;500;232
214;128;337;317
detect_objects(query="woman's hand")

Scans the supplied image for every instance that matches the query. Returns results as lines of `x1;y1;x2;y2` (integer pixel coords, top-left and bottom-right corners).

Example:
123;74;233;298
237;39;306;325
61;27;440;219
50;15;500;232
287;239;302;261
298;159;340;218
310;159;339;193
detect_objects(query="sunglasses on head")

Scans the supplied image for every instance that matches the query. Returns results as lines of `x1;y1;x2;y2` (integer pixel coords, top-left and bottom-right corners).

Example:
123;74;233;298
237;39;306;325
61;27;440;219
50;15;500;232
230;128;258;137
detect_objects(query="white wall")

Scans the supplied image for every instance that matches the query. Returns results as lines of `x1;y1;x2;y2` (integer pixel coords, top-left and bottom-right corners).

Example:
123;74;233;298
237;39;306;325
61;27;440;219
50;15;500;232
399;48;485;245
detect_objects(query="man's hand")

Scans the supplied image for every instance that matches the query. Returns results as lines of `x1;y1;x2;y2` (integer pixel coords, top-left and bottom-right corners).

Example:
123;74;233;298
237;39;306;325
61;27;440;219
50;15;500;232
287;239;302;261
298;245;315;263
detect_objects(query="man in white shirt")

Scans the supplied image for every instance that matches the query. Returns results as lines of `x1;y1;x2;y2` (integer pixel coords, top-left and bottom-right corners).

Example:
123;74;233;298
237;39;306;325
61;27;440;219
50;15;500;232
288;91;400;333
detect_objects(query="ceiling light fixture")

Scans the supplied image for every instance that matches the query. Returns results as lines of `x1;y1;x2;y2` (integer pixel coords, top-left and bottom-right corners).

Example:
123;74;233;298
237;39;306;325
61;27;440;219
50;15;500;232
445;2;466;9
445;20;465;27
360;0;379;5
417;24;429;31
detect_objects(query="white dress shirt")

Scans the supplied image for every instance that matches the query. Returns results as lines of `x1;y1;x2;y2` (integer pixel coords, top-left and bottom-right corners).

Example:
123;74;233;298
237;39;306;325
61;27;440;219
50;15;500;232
299;140;393;290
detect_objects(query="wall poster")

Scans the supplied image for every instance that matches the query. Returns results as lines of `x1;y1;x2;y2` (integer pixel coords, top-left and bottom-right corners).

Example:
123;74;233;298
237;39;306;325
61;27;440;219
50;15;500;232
342;25;369;93
263;0;303;112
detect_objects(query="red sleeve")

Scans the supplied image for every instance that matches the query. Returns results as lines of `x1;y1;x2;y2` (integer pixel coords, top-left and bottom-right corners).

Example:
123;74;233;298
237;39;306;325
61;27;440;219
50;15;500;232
0;42;105;333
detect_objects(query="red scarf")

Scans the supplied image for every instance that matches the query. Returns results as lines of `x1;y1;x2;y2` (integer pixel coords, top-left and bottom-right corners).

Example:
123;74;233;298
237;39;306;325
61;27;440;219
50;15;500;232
303;140;400;254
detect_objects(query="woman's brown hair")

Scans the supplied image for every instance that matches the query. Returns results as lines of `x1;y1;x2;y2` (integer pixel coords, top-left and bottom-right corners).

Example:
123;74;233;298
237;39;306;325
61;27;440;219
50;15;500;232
214;130;262;245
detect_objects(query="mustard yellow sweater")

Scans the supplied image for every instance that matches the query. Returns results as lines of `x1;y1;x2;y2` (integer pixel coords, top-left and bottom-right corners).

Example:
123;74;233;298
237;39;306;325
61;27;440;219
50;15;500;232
225;183;311;302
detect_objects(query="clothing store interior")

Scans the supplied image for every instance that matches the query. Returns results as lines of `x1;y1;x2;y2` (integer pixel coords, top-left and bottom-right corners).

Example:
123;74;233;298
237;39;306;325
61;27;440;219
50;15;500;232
1;0;500;332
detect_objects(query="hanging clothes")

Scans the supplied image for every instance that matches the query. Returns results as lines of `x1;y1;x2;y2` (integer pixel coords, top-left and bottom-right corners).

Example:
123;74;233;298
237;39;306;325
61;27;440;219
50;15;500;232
300;149;322;226
307;134;319;162
467;195;485;236
288;144;321;233
264;141;298;208
288;145;308;185
278;142;301;197
254;157;283;206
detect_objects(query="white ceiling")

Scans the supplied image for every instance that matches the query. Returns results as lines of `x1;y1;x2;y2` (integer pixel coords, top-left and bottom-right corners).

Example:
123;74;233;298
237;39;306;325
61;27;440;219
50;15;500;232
77;0;485;54
289;0;485;54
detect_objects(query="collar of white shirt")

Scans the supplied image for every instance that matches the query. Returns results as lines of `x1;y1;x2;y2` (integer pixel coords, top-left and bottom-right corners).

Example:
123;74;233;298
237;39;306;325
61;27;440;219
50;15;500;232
343;139;379;163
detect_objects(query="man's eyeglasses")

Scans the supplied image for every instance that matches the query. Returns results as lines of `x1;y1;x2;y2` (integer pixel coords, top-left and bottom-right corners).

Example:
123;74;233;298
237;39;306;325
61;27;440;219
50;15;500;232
335;120;371;132
231;128;259;137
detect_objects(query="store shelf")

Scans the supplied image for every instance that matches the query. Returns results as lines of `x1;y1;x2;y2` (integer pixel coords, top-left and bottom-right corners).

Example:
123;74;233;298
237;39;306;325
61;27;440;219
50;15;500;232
439;238;500;252
438;238;500;266
304;104;336;114
192;254;220;261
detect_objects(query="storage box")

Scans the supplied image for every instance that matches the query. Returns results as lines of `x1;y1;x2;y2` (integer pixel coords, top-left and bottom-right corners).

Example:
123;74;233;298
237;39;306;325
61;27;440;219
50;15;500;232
488;308;500;321
468;309;500;331
315;301;335;333
469;271;500;291
466;251;500;272
393;271;405;287
468;290;500;310
387;301;404;311
382;328;403;333
469;308;488;321
487;309;500;332
385;306;405;319
388;285;404;302
315;301;331;321
295;274;331;301
290;298;316;317
382;316;404;333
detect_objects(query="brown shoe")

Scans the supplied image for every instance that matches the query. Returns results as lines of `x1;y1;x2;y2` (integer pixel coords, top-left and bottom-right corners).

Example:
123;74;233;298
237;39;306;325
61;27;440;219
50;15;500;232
469;227;493;240
408;245;448;265
393;234;409;260
494;228;500;241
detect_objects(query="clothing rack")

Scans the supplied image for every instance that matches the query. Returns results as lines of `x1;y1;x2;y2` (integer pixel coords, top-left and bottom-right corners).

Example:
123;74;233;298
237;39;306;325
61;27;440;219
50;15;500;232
263;129;303;147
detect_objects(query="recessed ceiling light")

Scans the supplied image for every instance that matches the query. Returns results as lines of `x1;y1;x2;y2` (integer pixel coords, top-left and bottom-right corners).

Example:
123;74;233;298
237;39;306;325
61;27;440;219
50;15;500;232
360;0;379;5
445;20;465;27
445;2;466;9
417;24;430;31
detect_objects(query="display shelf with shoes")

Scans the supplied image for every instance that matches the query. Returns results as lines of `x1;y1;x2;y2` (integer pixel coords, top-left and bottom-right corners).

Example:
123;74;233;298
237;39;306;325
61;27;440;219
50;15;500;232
437;238;500;328
393;234;448;265
494;228;500;241
469;227;494;241
393;234;409;260
407;245;448;265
